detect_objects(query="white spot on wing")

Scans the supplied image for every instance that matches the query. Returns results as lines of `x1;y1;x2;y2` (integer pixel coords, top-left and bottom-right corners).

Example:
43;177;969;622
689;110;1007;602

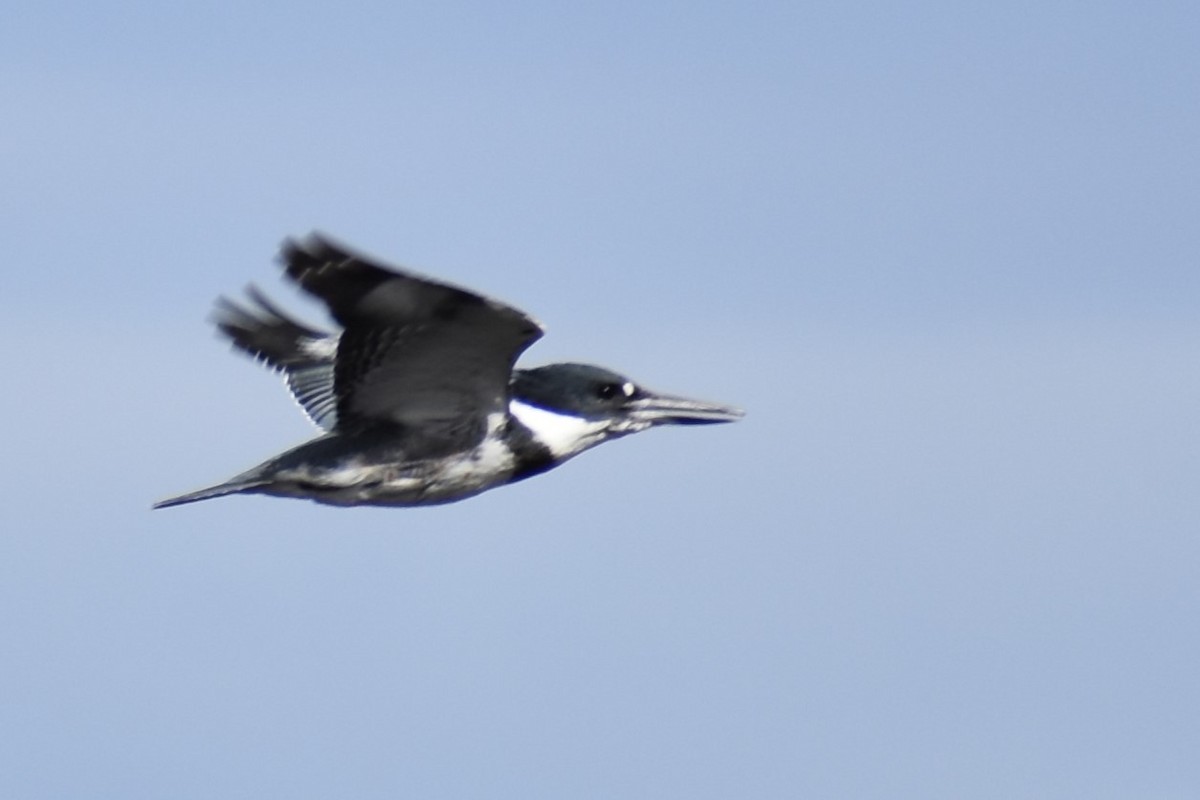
300;334;339;359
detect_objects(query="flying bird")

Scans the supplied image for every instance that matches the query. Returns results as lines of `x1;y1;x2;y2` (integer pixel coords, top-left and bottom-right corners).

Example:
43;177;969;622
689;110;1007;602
154;235;743;508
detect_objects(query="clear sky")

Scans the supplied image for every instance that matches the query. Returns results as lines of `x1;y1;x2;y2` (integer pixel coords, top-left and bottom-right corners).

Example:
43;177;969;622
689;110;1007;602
2;2;1198;797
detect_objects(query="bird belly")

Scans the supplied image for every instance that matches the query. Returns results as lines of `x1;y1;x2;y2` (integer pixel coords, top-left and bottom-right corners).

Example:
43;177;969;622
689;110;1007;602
261;437;518;507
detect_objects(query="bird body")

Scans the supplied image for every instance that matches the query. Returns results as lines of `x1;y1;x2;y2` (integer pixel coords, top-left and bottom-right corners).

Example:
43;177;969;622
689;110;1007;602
159;410;552;507
155;235;742;509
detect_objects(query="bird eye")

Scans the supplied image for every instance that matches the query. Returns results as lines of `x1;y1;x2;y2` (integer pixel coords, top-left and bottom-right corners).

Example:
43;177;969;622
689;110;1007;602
596;381;637;401
596;383;621;400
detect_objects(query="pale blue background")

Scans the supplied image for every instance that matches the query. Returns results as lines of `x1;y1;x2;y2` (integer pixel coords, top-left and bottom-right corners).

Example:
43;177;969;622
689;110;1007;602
3;2;1198;797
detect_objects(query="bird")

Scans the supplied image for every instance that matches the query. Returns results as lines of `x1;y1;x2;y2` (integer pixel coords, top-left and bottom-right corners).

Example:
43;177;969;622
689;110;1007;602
154;234;743;509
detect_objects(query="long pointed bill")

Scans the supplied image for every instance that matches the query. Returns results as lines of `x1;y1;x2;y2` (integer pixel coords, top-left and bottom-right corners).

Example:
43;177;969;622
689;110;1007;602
628;392;745;426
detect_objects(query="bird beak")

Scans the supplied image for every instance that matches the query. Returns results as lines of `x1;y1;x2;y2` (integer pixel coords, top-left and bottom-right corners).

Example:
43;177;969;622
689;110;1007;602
627;391;745;426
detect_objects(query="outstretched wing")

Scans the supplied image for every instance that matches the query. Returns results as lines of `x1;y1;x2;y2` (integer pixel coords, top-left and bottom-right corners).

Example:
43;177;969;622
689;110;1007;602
280;234;544;449
212;288;341;430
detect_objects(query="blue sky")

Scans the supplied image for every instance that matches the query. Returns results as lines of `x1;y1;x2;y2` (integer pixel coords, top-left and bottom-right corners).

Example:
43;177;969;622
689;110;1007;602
2;2;1198;797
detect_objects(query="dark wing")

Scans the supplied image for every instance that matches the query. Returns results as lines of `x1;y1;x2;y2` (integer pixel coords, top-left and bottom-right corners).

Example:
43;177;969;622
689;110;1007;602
279;234;544;448
213;288;341;430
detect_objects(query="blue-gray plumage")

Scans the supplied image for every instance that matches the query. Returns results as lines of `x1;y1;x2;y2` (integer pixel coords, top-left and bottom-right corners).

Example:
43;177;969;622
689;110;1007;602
154;234;743;509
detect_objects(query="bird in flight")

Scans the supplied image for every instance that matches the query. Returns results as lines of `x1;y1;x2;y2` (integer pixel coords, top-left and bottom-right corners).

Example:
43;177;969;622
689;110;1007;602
154;235;743;508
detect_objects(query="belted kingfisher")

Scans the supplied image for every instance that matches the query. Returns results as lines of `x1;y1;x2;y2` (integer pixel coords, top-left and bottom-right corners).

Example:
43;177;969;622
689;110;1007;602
154;235;743;509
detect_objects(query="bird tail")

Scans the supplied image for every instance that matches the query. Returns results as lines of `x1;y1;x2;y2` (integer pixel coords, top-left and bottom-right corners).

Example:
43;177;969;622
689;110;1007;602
152;479;267;509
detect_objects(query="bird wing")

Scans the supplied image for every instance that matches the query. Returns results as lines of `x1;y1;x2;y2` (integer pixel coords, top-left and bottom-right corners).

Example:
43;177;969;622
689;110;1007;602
213;287;341;431
280;234;544;449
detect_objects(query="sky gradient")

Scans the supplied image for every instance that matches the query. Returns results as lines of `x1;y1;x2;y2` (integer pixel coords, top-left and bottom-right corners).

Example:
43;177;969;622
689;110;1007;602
2;2;1198;797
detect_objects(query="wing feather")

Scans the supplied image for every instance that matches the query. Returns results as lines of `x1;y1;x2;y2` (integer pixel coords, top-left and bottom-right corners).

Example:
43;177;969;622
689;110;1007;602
278;234;543;445
212;288;340;431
